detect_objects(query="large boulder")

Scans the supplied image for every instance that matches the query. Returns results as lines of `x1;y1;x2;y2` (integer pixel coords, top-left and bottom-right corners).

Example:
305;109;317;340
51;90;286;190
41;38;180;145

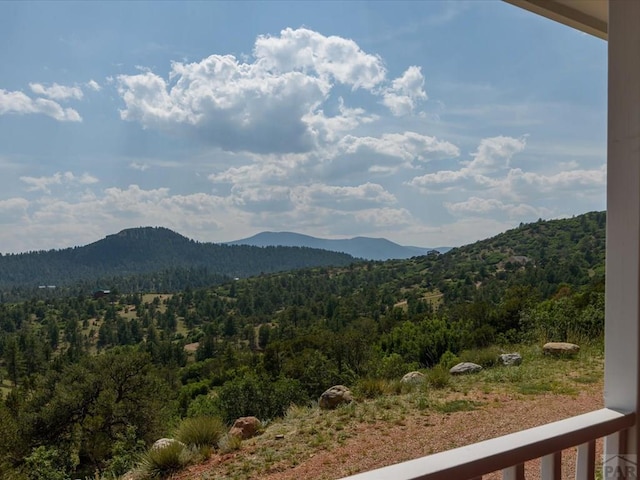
449;362;483;375
401;371;425;383
543;342;580;356
319;385;353;409
229;416;261;439
499;353;522;366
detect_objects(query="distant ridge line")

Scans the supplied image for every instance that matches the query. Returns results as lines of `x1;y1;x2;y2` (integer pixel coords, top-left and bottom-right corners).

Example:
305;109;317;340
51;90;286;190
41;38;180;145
226;231;450;261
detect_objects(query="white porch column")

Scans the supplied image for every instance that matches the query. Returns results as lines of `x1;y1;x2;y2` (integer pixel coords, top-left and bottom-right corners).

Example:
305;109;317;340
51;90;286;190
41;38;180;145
604;0;640;458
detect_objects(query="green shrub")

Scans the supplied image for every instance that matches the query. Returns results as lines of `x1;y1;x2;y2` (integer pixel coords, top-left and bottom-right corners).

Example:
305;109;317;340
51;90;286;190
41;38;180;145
426;365;450;389
414;394;431;410
387;379;409;395
354;378;387;399
175;416;226;448
438;350;459;370
105;425;146;477
215;374;307;423
138;442;191;478
281;349;355;398
376;353;419;380
186;394;220;418
459;346;502;368
24;446;77;480
177;381;210;415
218;433;243;454
520;294;604;344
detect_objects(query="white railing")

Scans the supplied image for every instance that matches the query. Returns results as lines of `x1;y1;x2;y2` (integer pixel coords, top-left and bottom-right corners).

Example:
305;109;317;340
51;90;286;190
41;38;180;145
340;408;635;480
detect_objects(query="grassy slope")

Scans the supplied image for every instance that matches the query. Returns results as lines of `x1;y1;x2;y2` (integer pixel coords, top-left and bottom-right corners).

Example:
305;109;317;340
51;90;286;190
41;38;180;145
169;342;603;480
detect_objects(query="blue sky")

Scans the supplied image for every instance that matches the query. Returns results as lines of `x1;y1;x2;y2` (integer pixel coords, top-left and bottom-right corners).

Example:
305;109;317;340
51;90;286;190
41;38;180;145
0;1;606;254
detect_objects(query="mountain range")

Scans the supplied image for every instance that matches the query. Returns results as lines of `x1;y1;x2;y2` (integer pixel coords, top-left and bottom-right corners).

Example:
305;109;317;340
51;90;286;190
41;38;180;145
0;211;605;302
0;227;355;296
226;231;450;260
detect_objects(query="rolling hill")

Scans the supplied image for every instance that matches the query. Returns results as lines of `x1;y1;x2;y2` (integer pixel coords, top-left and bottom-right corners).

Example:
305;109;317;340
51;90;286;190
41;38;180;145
0;227;356;295
227;231;450;260
0;211;608;478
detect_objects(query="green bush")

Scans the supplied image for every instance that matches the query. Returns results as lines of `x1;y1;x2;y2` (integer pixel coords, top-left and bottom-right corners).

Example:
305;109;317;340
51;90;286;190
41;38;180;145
459;346;502;368
138;441;191;478
105;425;146;477
281;349;352;398
186;394;220;418
376;353;419;380
354;378;387;399
426;365;450;389
24;446;71;480
520;293;604;344
177;381;210;415
175;416;226;448
215;374;307;423
218;433;243;454
438;350;459;370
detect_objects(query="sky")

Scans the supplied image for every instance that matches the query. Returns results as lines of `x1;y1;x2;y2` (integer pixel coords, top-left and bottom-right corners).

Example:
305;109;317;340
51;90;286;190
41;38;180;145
0;1;607;254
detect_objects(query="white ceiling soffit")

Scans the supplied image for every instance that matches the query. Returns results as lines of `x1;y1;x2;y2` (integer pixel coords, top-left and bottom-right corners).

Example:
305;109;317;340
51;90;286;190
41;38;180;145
504;0;608;40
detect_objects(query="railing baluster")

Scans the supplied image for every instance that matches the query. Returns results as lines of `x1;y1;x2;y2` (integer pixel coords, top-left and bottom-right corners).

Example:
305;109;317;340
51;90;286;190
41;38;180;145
502;463;524;480
603;428;630;479
575;440;596;480
541;451;562;479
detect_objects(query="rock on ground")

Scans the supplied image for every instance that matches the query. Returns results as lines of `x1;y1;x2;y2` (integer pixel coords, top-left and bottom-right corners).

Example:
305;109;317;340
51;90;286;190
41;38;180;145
499;353;522;366
543;342;580;355
401;371;425;383
229;416;261;439
449;362;483;375
319;385;353;409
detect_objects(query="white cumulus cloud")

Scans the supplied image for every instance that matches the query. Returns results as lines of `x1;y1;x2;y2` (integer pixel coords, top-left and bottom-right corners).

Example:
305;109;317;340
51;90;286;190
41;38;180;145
408;134;604;227
116;28;433;154
20;172;98;193
253;27;387;90
382;66;428;116
86;79;102;92
29;82;84;101
0;184;251;253
444;196;550;218
407;135;526;189
339;132;459;164
129;162;149;171
464;135;527;172
0;197;29;224
0;89;82;122
294;182;397;210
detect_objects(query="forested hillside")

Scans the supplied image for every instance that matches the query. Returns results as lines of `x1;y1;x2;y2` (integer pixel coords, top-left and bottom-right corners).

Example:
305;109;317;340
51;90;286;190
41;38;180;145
0;212;606;478
0;227;355;301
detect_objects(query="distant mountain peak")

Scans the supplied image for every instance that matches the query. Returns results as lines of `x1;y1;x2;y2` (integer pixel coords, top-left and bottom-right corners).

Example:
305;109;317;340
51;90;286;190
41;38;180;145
0;226;356;295
108;226;188;240
227;231;450;261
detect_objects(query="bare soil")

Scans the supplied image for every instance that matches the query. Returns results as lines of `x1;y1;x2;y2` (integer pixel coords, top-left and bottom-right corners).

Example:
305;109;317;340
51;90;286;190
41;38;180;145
176;380;603;480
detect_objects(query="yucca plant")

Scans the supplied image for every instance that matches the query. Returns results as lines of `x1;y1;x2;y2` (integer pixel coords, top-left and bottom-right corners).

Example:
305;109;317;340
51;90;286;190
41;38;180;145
138;441;190;478
174;416;226;449
218;433;243;454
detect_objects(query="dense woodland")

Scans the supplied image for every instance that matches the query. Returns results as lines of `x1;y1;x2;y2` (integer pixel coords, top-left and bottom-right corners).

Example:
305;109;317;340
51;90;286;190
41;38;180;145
0;212;606;479
0;227;355;302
